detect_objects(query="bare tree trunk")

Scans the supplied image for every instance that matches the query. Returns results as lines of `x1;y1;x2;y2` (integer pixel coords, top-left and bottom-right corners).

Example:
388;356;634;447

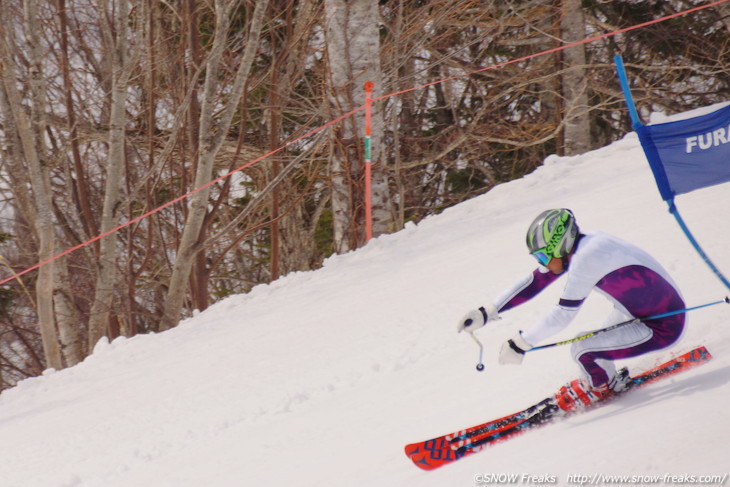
54;258;84;364
367;42;396;236
324;0;357;253
159;0;270;331
268;63;282;281
0;2;63;370
88;0;131;349
560;0;591;155
324;0;395;252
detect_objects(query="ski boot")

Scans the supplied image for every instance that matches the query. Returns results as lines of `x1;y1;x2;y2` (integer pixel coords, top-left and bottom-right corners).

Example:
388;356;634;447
555;368;631;413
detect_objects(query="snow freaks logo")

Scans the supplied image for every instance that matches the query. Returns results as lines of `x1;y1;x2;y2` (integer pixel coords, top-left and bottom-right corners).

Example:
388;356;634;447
474;473;557;484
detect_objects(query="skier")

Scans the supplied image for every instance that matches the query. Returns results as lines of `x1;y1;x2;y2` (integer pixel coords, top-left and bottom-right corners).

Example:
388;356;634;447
457;208;686;412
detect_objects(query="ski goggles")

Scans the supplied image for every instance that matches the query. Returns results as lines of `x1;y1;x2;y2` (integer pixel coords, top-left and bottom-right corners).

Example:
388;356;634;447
531;249;552;266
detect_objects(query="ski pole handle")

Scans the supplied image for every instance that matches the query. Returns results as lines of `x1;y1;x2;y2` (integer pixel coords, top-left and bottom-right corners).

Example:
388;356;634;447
528;296;729;352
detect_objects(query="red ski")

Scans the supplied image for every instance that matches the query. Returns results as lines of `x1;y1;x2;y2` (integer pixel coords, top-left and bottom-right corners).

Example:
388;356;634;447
405;346;712;471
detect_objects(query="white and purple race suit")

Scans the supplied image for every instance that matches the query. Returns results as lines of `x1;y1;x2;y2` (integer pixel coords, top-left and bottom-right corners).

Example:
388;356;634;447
494;231;685;387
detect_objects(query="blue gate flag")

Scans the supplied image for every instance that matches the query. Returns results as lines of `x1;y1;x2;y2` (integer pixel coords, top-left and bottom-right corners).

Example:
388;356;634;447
636;103;730;201
615;55;730;291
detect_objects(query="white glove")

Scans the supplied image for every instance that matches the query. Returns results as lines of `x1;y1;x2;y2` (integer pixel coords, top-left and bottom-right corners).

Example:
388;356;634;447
457;303;499;333
498;333;532;365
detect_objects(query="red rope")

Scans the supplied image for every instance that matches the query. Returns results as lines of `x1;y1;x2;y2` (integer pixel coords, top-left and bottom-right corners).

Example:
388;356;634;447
378;0;730;102
3;0;728;286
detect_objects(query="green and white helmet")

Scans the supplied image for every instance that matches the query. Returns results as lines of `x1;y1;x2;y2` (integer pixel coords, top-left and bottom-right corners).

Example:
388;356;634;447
526;209;579;265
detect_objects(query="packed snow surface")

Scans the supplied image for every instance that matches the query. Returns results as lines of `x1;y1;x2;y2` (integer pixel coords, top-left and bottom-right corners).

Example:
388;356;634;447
1;105;729;487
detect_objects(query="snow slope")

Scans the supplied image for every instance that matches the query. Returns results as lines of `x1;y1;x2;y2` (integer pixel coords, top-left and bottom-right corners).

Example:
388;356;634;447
1;107;729;487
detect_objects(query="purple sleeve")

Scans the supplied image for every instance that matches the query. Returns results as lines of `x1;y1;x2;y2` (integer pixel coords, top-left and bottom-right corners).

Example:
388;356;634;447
496;268;561;312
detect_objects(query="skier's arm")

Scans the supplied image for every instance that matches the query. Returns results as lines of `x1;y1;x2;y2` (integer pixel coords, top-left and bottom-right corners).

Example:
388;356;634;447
457;267;559;333
494;267;561;312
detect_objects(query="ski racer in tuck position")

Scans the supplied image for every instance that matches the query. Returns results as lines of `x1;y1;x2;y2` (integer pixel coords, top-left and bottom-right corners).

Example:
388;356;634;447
457;209;686;412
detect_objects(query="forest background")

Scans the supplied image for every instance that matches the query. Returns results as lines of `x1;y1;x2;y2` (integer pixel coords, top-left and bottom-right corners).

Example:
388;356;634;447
0;0;729;390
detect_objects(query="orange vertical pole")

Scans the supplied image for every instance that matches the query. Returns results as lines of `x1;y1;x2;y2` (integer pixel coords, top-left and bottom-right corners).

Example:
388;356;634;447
363;81;374;242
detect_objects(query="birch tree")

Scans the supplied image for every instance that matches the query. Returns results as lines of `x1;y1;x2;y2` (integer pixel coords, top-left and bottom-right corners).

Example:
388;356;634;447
0;1;86;369
159;0;270;331
324;0;395;253
560;0;591;155
87;0;132;349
